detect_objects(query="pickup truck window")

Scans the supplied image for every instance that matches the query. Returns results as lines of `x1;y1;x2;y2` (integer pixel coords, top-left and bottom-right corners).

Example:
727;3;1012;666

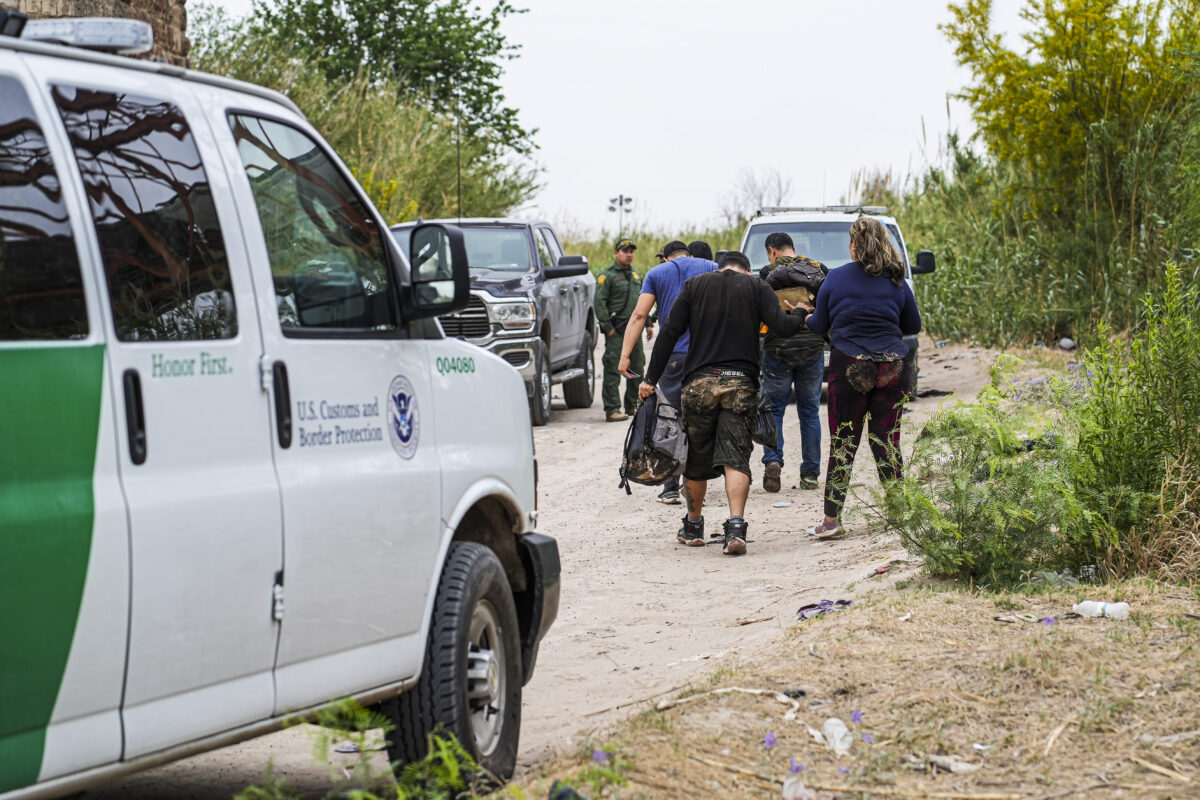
0;77;88;340
463;227;532;271
533;228;554;268
537;227;564;266
744;222;906;271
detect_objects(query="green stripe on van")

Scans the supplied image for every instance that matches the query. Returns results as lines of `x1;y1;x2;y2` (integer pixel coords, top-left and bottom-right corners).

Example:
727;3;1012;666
0;345;104;792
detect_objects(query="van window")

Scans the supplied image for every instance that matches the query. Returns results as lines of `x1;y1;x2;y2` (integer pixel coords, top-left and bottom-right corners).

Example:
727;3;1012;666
228;114;396;334
53;87;236;341
0;78;88;340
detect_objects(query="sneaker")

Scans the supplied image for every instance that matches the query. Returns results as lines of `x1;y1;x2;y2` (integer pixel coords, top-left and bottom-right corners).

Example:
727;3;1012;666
808;519;845;540
658;488;681;505
606;410;629;422
763;461;782;493
722;518;748;555
798;473;820;490
677;515;705;547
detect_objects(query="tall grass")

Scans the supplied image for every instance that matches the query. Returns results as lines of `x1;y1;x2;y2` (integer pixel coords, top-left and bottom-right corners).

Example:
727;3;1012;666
559;223;743;275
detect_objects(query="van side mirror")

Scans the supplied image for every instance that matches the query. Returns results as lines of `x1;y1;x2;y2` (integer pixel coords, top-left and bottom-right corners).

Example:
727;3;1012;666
405;223;470;318
912;250;936;275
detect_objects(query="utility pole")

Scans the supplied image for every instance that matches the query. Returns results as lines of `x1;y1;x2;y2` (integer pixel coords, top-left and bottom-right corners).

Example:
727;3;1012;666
608;194;633;237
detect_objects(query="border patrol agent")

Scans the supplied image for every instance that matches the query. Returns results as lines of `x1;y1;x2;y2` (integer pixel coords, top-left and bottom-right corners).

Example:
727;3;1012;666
594;238;647;421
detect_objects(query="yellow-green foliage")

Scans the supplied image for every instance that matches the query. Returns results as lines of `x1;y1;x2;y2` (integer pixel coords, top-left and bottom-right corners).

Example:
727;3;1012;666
945;0;1200;230
900;0;1200;346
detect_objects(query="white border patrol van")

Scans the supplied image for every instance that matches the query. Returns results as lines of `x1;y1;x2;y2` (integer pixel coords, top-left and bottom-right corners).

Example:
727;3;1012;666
0;15;558;797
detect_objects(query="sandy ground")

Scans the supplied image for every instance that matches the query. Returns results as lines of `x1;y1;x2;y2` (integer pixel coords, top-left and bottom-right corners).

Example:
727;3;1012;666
88;335;994;798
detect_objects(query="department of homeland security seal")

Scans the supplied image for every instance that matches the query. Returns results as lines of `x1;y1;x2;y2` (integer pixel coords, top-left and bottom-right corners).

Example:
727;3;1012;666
387;375;420;459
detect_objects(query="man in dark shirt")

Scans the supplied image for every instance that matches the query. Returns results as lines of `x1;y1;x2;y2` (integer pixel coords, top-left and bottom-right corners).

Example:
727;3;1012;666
758;232;827;493
639;251;808;555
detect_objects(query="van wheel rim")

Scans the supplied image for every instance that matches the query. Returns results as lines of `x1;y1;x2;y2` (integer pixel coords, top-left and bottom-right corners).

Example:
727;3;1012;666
467;600;505;756
586;352;595;393
539;362;551;411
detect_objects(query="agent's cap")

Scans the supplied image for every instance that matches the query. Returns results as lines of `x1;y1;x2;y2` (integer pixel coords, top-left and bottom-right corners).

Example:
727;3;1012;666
614;238;637;252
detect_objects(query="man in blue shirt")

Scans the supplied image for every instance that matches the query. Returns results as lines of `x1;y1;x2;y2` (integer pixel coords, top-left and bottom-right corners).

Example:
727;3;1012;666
619;240;717;504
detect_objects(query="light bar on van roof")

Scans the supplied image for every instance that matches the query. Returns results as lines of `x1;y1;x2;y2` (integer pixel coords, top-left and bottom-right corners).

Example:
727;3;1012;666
756;205;889;216
21;17;153;55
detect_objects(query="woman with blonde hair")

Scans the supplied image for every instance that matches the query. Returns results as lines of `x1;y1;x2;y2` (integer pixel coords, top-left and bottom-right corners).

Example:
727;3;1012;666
802;216;921;538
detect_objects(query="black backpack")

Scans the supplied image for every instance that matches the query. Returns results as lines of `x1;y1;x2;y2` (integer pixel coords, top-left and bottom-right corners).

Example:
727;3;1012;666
618;387;687;494
763;256;828;295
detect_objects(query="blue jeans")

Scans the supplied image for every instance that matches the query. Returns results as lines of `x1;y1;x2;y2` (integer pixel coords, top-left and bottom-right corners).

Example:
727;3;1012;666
760;350;824;477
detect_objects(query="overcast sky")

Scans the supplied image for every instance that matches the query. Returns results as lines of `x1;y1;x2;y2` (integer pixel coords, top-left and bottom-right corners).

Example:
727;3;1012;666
210;0;1030;234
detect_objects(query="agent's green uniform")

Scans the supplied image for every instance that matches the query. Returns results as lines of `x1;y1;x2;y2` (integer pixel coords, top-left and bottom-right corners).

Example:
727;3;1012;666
594;260;645;414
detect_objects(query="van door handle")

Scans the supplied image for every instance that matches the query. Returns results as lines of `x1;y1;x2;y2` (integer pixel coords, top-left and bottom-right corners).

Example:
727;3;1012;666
272;361;292;448
557;286;568;295
122;369;147;465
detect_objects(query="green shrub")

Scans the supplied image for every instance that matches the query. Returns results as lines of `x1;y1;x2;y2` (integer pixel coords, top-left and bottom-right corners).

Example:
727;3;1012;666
883;358;1102;585
887;264;1200;584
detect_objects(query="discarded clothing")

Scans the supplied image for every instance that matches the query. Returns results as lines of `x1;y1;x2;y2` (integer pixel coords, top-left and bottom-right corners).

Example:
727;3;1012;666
797;599;853;621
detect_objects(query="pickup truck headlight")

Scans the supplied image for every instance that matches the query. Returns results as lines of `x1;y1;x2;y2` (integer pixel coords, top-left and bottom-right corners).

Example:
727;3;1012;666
490;300;536;330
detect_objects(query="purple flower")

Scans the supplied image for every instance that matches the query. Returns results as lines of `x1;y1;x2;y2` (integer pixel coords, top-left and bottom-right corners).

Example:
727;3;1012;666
789;758;804;773
1042;616;1056;625
862;733;875;743
839;766;850;775
850;710;863;724
763;732;777;749
591;749;609;763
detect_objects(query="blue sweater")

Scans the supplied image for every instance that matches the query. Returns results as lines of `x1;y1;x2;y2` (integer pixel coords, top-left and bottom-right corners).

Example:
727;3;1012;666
805;261;922;357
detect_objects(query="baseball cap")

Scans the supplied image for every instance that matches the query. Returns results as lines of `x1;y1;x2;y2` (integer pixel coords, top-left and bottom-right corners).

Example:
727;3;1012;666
614;238;637;251
660;240;688;257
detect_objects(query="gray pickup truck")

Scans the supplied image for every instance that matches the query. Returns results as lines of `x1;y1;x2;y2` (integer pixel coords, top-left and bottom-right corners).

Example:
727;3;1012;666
392;219;597;425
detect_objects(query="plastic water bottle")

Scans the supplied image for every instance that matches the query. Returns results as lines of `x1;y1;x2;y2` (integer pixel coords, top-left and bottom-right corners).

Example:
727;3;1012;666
1072;601;1129;619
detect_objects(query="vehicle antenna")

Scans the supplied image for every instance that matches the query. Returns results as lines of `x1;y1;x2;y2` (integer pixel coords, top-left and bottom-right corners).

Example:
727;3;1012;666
456;89;463;223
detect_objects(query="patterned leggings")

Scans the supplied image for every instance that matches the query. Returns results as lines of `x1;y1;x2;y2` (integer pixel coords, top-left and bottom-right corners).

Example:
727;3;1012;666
823;347;909;518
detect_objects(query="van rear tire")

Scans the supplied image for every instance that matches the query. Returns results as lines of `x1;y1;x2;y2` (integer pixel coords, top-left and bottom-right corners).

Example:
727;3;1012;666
382;542;522;782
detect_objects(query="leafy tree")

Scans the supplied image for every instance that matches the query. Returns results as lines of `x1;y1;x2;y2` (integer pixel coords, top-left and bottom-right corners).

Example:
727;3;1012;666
250;0;533;156
942;0;1200;269
191;5;538;221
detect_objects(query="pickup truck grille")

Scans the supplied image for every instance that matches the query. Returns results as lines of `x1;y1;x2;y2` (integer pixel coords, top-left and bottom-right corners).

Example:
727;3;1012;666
439;295;489;339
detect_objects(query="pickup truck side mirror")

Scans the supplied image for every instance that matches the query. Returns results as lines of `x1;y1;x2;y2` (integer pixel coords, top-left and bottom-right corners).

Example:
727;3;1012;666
912;250;936;275
545;255;590;279
403;223;470;319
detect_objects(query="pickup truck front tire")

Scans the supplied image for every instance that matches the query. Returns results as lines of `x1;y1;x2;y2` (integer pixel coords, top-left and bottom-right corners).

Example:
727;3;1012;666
383;542;522;781
562;329;595;409
529;341;551;426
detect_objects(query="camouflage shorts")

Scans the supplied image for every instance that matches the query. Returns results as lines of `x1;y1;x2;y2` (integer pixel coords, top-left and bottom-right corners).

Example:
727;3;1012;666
681;373;757;481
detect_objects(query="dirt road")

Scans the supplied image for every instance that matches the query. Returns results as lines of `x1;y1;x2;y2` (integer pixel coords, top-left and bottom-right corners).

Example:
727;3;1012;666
90;337;992;798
